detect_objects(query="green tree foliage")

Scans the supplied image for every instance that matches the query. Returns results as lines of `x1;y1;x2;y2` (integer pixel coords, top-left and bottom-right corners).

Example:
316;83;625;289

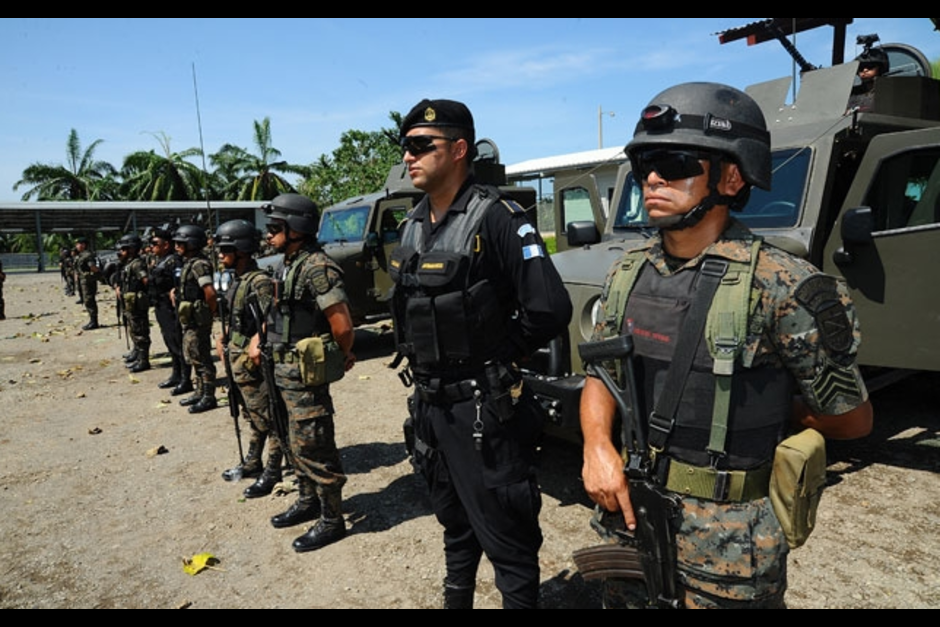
13;129;118;201
300;112;402;208
210;117;311;201
120;132;206;201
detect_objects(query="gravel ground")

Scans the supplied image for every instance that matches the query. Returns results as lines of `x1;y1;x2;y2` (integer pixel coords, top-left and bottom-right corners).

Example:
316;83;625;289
0;271;937;609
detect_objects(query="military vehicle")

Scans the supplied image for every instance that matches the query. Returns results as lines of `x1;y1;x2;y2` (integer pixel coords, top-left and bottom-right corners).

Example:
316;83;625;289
317;139;537;326
521;18;940;441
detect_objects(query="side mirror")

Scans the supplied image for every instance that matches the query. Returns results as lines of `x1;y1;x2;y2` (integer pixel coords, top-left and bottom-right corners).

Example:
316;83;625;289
365;232;381;249
567;221;601;248
841;207;875;246
833;207;875;267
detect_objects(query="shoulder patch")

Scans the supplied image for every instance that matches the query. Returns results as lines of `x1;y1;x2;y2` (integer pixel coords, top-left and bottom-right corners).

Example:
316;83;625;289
795;274;854;357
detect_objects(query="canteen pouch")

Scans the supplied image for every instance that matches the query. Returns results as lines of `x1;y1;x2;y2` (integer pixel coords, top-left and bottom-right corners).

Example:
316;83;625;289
770;428;827;550
296;334;346;387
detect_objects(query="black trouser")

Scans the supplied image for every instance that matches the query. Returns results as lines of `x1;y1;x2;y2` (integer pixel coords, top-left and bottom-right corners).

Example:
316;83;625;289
154;298;182;359
414;387;545;609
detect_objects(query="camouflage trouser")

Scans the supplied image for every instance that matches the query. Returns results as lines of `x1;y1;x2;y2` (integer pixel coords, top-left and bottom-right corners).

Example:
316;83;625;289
182;323;216;393
80;277;98;318
600;496;789;609
126;299;151;355
274;362;346;504
231;350;280;454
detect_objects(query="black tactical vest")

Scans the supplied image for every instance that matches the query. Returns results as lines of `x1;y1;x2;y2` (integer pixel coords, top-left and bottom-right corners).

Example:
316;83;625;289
390;185;510;376
624;261;793;470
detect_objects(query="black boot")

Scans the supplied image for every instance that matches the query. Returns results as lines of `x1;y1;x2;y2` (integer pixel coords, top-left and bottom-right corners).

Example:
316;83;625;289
131;353;151;373
159;357;183;390
222;433;266;483
291;492;346;553
189;383;218;414
123;348;138;363
243;446;283;499
180;381;202;407
443;583;476;610
271;480;320;529
82;317;99;331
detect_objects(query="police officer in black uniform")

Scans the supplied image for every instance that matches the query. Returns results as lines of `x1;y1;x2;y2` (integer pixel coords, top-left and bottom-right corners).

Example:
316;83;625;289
150;225;191;394
391;99;573;609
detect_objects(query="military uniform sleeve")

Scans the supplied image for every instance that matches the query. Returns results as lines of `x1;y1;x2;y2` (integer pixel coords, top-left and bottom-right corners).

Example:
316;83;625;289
306;254;349;313
763;258;869;416
483;200;573;358
194;259;215;290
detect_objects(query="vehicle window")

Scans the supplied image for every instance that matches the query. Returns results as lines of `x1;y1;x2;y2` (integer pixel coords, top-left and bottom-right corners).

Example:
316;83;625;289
318;206;370;244
560;187;595;232
612;148;809;230
865;148;940;231
380;204;411;245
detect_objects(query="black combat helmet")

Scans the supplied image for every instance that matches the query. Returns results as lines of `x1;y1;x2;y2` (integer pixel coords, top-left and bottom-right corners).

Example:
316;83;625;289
216;219;261;254
856;46;890;75
626;82;772;193
262;194;320;236
117;234;143;251
172;224;208;252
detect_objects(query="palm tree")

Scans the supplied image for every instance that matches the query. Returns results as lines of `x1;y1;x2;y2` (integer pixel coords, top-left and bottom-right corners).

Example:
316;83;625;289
119;132;206;201
13;129;118;201
210;117;311;201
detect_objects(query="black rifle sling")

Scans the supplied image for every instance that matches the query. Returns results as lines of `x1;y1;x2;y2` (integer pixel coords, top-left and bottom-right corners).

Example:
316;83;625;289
647;258;729;456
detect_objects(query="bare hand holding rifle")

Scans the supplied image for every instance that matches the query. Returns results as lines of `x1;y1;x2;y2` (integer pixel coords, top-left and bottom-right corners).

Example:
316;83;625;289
575;334;684;610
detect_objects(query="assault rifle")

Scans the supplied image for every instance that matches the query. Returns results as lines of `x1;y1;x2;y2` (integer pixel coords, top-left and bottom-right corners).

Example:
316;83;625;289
217;287;245;473
574;335;684;610
250;301;294;471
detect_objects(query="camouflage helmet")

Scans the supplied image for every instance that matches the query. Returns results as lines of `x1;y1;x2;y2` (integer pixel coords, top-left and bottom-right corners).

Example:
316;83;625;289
215;219;261;254
117;234;143;251
262;194;320;236
172;224;208;251
626;82;772;191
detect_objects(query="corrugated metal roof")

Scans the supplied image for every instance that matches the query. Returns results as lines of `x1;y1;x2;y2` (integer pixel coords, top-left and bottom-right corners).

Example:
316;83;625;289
506;147;627;180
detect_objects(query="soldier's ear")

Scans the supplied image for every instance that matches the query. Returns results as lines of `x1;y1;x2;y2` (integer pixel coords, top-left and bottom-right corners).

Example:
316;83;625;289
719;162;747;197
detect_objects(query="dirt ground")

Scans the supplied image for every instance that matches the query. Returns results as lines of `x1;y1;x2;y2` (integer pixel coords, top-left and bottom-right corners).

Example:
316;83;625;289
0;271;938;609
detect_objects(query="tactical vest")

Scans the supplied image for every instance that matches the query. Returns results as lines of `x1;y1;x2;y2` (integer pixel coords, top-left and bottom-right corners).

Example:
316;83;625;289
605;240;792;470
267;249;331;347
179;256;212;304
121;257;148;294
390;185;512;376
227;269;266;350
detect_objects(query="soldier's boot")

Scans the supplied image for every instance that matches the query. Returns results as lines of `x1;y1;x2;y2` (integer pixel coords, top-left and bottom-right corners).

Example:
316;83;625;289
82;315;99;331
159;356;183;390
271;479;320;529
291;491;346;554
130;349;151;373
180;380;203;407
443;583;476;610
243;446;284;499
172;364;195;397
222;432;266;483
123;348;138;363
189;383;218;414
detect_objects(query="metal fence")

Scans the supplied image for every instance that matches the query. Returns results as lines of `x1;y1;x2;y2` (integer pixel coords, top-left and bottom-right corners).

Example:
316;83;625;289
0;253;53;272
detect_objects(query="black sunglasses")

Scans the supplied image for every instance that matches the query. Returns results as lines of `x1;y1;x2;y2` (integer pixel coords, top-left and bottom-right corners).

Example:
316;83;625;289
266;222;285;236
632;149;712;182
400;134;458;156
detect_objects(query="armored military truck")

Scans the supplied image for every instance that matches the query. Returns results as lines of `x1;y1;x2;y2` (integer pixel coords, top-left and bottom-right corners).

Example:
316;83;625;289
318;139;537;327
523;23;940;440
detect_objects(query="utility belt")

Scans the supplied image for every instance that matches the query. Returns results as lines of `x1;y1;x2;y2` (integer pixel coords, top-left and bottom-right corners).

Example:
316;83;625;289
658;457;772;504
271;343;300;365
412;361;520;406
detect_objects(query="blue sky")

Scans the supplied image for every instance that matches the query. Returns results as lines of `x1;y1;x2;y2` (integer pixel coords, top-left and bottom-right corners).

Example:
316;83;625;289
1;18;938;203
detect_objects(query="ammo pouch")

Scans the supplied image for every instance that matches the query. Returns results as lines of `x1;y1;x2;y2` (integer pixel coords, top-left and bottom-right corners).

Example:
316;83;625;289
123;292;149;314
178;301;211;328
177;301;193;327
123;292;138;313
296;334;346;387
769;428;827;550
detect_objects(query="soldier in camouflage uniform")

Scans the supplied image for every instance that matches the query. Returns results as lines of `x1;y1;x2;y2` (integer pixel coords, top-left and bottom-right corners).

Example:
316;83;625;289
0;259;6;320
173;225;219;415
580;82;874;609
261;193;355;554
59;248;76;297
74;237;101;331
150;226;191;395
214;219;284;499
117;235;152;373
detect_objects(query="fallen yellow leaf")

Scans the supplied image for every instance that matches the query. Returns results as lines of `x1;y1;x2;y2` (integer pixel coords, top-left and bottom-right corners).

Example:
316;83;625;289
182;553;222;576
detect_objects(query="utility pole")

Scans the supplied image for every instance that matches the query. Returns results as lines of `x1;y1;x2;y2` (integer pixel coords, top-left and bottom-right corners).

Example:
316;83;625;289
598;106;615;149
